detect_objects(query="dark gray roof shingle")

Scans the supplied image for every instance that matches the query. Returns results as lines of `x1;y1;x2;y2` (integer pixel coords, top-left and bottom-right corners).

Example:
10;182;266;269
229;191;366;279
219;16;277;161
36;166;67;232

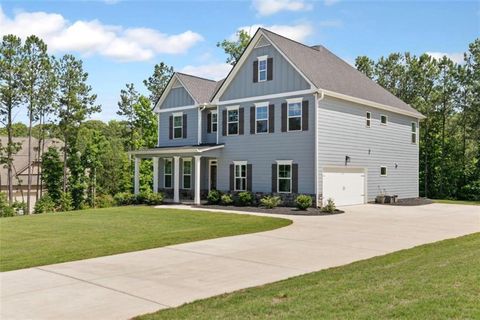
176;73;218;104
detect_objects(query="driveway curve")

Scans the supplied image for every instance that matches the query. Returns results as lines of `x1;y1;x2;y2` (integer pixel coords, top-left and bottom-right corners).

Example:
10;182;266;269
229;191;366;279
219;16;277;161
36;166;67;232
1;203;479;320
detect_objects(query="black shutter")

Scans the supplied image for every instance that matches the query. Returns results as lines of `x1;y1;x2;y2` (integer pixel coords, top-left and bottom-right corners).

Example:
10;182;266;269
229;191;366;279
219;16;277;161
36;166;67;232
250;106;255;134
239;107;244;135
268;104;275;133
302;100;309;131
247;164;252;191
292;163;298;193
253;61;258;83
182;114;187;138
222;109;227;136
229;164;234;191
169;115;173;139
267;57;273;81
271;164;277;193
281;102;287;132
207;113;211;133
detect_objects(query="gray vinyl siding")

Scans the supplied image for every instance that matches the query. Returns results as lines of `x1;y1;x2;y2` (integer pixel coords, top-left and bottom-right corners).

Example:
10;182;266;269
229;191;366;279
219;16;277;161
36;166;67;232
160;87;195;109
216;94;316;194
158;108;198;147
156;157;213;192
317;96;419;201
202;109;217;144
219;44;311;102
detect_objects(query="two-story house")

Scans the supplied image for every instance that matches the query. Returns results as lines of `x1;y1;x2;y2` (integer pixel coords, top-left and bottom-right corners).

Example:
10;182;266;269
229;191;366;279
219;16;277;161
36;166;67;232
130;28;425;207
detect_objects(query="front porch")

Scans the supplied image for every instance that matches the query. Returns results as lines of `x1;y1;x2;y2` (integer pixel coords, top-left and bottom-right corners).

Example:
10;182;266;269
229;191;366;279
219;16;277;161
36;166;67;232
131;144;224;205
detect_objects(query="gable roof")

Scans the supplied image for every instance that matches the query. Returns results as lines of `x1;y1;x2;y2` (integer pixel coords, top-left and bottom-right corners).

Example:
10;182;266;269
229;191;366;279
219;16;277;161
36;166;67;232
175;73;219;104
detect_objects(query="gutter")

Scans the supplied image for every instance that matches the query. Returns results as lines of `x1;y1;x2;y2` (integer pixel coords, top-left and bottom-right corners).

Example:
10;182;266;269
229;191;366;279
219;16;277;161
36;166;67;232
314;89;325;207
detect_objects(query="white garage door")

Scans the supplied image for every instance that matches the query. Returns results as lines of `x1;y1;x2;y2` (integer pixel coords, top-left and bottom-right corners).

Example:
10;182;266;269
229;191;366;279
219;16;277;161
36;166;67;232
322;168;365;206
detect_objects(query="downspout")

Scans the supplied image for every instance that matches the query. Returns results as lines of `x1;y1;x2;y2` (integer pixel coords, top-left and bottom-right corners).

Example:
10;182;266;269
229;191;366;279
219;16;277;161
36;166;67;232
314;89;325;207
216;104;219;145
198;104;207;145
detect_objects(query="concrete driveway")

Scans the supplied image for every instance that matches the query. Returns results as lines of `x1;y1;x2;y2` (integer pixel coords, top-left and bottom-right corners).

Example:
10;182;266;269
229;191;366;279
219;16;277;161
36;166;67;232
1;203;479;320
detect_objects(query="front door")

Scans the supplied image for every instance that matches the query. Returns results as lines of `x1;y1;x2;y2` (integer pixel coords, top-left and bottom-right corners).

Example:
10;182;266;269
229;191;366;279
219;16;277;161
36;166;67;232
209;160;217;190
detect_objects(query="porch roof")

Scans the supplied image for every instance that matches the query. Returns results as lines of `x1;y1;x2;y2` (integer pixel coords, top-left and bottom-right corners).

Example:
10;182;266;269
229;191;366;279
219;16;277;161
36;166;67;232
129;144;224;157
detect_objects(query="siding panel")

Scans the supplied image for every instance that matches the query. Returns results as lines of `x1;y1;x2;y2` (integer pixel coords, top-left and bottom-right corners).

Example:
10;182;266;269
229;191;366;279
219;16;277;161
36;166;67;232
161;87;195;109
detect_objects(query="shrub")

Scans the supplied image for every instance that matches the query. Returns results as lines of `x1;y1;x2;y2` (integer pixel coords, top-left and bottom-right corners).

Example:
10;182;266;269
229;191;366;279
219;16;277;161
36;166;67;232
12;201;27;215
145;192;164;205
260;195;282;209
221;193;233;205
295;194;312;210
207;190;221;204
114;192;135;205
322;198;336;213
96;194;115;208
0;193;14;217
237;191;254;206
458;180;480;201
34;195;56;214
58;192;73;212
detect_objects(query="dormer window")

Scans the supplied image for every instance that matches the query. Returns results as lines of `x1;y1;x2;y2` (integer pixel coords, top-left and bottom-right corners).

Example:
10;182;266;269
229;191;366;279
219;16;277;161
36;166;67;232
258;56;267;82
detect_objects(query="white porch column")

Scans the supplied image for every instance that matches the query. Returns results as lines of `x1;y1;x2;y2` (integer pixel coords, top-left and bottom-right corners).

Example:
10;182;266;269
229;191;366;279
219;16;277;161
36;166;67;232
153;157;159;193
134;157;140;195
173;156;180;203
194;155;202;205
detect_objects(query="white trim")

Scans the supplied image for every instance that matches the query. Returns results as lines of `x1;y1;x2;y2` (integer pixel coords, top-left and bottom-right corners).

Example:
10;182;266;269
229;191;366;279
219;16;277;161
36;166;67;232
321;89;425;119
257;55;268;60
173;156;180;203
286;97;303;104
182;158;192;189
153;157;159;193
257;55;268;82
233;160;247;165
254;102;269;134
233;161;248;192
128;144;225;156
158;105;197;113
366;111;371;128
154;73;199;112
194;155;201;205
287;100;302;132
380;166;387;177
277;162;292;194
226;105;240;111
216;105;219;144
163;158;173;189
380;114;388;125
276;160;293;165
216;89;315;106
411;121;417;144
172;111;184;117
314;91;324;207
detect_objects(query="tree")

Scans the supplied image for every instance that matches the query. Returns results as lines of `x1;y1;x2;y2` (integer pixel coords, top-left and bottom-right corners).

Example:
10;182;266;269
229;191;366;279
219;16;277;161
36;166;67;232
355;56;375;79
22;35;53;213
0;122;28;136
0;35;24;204
41;146;63;204
55;54;100;192
143;63;173;104
217;29;251;65
117;83;139;151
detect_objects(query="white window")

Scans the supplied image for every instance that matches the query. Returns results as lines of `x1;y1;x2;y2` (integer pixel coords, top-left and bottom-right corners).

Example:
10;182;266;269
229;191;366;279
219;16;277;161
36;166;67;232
277;160;292;193
255;103;268;133
211;111;218;133
366;112;371;127
380;166;387;176
173;113;183;138
411;122;417;144
183;159;192;189
258;56;267;82
234;161;247;191
227;107;239;135
287;98;302;131
380;114;388;125
164;159;172;188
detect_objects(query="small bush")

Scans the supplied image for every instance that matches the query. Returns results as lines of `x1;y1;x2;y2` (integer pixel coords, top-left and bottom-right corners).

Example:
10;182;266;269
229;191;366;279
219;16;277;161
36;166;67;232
237;191;254;206
295;194;312;210
145;192;164;205
207;190;221;204
96;194;115;208
260;195;282;209
221;193;233;205
12;201;27;215
34;195;56;214
322;198;336;213
114;192;135;206
458;180;480;201
58;192;73;212
0;193;14;217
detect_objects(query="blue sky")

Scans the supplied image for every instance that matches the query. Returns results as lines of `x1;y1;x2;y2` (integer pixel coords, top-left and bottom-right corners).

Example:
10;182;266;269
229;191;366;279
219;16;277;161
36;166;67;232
0;0;478;123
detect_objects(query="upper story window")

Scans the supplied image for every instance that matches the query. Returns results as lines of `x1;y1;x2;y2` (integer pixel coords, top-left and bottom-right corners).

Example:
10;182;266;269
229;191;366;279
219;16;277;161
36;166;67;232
234;161;247;191
380;114;388;125
380;166;387;176
258;56;267;82
277;160;292;193
211;111;218;133
164;159;172;188
255;103;269;133
173;113;183;139
227;107;239;135
411;122;417;144
366;112;371;127
183;159;192;189
287;98;302;131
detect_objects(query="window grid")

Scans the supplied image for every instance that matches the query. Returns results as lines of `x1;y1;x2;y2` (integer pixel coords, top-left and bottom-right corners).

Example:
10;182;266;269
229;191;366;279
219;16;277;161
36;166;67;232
234;163;247;191
183;159;192;189
411;122;416;144
380;115;388;125
227;109;239;135
173;114;183;139
256;104;269;134
258;57;267;82
211;111;217;133
366;112;371;127
164;159;172;188
277;164;292;193
287;102;302;131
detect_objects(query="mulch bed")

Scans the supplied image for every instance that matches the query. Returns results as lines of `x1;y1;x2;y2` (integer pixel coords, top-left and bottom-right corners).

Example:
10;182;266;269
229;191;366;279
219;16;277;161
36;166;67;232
195;204;345;216
372;197;433;206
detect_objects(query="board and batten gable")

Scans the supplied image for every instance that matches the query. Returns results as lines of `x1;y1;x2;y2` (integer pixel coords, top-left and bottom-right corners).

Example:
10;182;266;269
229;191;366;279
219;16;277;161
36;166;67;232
218;41;311;102
216;94;316;194
317;96;419;201
160;86;195;109
158;108;198;147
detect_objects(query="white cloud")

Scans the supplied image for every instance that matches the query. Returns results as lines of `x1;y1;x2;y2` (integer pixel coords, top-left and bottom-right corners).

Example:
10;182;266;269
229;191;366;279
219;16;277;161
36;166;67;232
324;0;340;6
0;6;203;62
319;19;342;28
252;0;312;16
237;23;313;42
426;52;464;64
180;63;232;81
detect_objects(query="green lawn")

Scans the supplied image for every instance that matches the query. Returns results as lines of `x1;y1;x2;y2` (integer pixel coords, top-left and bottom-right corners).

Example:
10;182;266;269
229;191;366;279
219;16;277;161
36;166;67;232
138;233;480;320
0;206;290;272
433;199;480;205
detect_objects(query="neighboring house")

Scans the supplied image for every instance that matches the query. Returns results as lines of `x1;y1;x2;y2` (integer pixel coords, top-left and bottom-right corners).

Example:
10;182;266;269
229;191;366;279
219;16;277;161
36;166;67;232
0;136;64;200
130;28;425;206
